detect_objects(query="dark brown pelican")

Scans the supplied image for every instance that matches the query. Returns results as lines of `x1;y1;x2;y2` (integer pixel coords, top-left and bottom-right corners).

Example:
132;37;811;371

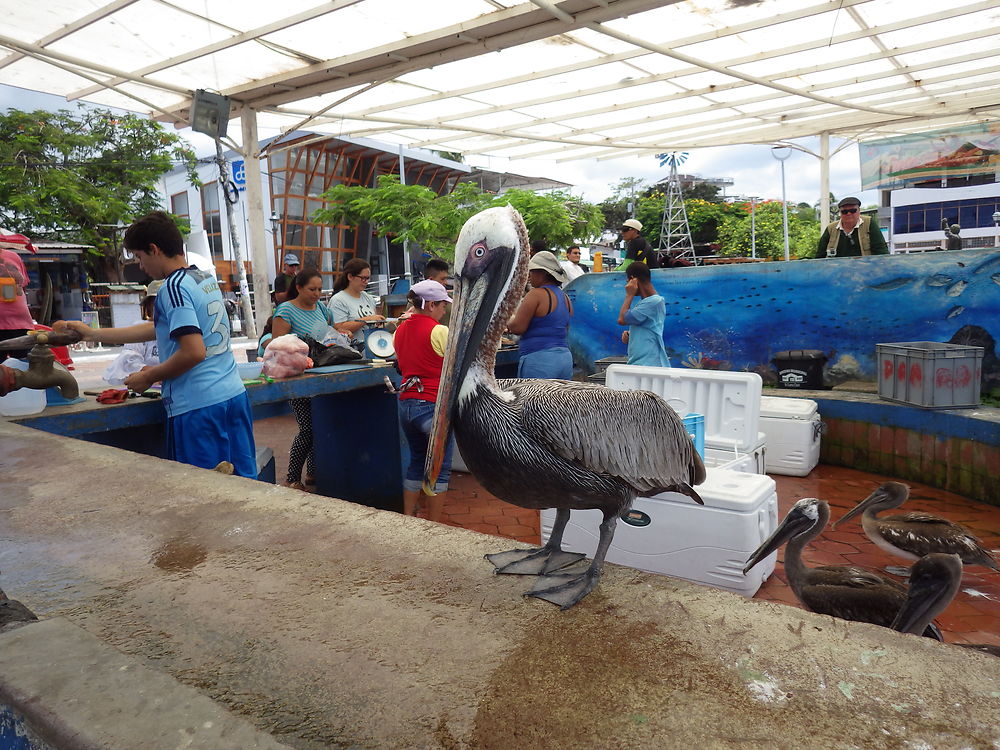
744;498;943;639
892;553;1000;657
834;482;1000;576
423;205;706;609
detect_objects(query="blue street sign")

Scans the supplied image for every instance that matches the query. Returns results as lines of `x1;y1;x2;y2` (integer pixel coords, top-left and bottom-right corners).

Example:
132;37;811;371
231;159;246;191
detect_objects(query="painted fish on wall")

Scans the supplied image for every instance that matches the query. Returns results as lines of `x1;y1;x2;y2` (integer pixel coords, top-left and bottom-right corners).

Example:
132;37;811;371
565;248;1000;385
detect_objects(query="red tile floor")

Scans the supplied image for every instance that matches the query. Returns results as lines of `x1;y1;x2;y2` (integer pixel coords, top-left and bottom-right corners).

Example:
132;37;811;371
256;414;1000;649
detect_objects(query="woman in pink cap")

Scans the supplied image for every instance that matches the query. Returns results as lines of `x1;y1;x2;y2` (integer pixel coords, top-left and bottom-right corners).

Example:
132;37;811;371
393;279;454;521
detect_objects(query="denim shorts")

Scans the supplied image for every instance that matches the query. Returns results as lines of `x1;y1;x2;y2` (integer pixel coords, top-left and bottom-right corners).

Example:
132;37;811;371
518;346;573;380
399;397;453;493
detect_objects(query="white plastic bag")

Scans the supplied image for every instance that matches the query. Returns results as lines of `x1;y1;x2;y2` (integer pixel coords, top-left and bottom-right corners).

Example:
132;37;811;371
103;350;147;385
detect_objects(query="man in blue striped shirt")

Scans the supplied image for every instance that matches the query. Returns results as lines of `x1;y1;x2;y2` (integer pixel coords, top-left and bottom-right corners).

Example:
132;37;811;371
58;212;257;477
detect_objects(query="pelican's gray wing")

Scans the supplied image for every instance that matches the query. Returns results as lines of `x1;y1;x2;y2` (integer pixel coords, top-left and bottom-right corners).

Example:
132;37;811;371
499;378;706;494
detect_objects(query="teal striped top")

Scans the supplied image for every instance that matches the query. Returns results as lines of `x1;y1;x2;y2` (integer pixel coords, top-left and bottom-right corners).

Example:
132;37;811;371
274;301;334;341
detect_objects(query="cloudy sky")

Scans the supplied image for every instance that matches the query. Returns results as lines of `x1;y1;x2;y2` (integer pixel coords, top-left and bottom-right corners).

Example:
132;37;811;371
1;83;876;209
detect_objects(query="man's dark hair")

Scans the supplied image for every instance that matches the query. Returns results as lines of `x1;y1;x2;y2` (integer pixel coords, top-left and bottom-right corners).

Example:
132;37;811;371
424;257;450;277
123;211;184;257
567;245;580;252
530;240;548;256
626;261;651;282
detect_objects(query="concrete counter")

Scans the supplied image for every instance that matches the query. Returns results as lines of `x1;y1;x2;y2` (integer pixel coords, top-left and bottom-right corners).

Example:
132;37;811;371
1;421;998;749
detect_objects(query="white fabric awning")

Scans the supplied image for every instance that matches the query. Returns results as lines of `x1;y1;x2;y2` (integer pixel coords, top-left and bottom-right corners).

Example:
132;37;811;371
2;0;999;161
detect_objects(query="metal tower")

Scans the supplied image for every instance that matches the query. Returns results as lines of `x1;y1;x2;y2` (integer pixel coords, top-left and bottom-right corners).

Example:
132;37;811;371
655;152;696;265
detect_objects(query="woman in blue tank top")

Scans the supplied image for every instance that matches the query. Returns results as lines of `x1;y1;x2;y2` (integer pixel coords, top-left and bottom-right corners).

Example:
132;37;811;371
507;251;574;379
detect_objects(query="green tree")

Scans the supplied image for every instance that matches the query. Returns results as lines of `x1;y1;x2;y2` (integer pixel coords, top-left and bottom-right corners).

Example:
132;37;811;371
0;108;199;275
717;201;820;260
314;176;603;260
597;176;648;231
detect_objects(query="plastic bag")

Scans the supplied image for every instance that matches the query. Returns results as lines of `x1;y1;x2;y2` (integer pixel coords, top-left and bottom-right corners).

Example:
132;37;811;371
300;335;363;368
103;350;147;385
261;334;313;378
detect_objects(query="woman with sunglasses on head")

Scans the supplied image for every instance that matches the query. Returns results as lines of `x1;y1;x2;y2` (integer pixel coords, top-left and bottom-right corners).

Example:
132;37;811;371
818;197;888;258
272;268;334;490
327;258;385;350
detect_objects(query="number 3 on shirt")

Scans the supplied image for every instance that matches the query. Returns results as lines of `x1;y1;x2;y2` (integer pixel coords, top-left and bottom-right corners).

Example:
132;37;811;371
204;299;231;357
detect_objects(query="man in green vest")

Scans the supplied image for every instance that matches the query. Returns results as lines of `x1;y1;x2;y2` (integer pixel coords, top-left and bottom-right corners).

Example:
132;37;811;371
817;197;888;257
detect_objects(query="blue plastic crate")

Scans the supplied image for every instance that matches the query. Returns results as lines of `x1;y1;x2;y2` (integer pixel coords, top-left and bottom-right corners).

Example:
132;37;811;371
683;413;705;459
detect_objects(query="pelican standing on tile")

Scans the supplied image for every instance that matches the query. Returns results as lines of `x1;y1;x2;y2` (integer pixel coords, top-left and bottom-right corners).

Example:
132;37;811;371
891;553;1000;657
744;498;943;638
423;205;706;609
834;482;1000;576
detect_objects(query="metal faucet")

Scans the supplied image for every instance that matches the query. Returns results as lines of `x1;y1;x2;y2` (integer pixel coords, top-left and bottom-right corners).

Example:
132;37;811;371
0;330;81;400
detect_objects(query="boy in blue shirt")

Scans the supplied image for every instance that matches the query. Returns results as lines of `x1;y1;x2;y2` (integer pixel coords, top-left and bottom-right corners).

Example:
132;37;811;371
58;212;257;477
617;261;671;367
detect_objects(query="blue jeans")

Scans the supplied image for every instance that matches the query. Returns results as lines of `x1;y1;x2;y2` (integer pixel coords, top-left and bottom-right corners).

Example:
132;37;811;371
518;346;573;379
399;398;453;493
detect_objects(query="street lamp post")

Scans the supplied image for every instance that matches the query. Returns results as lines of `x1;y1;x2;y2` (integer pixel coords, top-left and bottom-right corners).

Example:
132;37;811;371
749;196;758;259
993;210;1000;247
771;146;792;261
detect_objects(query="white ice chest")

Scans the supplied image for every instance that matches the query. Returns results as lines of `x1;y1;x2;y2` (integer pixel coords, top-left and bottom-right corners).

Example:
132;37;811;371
541;468;778;596
605;365;767;475
759;396;823;477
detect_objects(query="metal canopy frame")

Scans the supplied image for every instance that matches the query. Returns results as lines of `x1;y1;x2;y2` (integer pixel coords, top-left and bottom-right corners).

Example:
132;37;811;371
1;0;997;160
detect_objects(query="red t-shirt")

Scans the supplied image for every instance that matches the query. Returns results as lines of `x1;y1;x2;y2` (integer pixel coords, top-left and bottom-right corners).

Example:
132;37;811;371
394;312;445;403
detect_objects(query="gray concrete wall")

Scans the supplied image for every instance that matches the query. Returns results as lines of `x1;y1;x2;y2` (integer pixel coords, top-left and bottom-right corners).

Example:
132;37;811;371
1;421;998;749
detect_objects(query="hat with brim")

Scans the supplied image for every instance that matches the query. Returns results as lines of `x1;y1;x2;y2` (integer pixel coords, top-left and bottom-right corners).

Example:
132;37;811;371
143;279;163;302
410;279;453;307
527;250;568;284
621;218;643;231
283;253;300;265
837;197;861;208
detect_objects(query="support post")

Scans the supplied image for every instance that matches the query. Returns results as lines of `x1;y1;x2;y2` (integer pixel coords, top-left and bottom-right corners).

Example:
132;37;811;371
819;132;831;227
241;109;273;338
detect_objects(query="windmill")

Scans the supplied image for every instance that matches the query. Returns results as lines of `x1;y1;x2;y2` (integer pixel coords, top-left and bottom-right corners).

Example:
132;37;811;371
655;152;696;265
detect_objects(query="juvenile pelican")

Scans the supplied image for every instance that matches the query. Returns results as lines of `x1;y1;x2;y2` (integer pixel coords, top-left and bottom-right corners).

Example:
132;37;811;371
834;482;999;576
891;553;1000;657
744;498;943;639
424;206;706;609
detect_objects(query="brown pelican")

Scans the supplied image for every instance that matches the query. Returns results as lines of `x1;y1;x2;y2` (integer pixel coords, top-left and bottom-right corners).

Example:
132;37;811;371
834;482;1000;576
744;498;943;639
423;205;706;609
892;553;1000;657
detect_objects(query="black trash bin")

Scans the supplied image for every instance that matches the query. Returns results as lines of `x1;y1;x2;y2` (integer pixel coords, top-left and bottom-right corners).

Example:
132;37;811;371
771;349;827;389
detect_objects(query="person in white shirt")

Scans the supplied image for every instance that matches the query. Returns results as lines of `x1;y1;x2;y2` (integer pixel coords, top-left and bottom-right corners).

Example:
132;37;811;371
559;245;587;286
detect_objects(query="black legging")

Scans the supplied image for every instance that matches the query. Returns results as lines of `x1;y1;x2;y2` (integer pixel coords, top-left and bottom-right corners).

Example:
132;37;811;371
287;397;315;483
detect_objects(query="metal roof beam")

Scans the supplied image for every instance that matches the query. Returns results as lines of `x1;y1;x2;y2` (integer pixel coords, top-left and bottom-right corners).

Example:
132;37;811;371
213;0;678;112
398;2;1000;150
0;0;139;73
67;0;360;101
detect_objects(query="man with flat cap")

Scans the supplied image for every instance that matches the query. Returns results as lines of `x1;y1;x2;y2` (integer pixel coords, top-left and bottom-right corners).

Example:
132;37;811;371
272;252;301;305
817;197;888;258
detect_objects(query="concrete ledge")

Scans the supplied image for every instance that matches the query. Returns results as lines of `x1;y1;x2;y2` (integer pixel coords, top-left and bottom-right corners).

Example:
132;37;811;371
1;421;998;748
0;618;291;750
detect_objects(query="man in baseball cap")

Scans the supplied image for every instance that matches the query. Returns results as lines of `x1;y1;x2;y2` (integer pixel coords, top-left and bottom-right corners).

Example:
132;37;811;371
272;253;301;305
620;218;659;270
818;197;888;258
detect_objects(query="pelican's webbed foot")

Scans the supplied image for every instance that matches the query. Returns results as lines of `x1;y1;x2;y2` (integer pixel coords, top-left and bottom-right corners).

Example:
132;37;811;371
525;568;600;610
485;547;586;576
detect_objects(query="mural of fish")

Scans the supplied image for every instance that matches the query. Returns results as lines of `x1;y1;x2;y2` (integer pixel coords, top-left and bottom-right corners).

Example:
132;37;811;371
565;248;1000;380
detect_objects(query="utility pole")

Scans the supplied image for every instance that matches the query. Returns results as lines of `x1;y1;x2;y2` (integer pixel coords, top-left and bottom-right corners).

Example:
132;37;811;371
215;140;257;338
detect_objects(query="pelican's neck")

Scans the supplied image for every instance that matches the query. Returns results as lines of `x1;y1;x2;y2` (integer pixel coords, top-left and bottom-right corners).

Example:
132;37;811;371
784;534;811;598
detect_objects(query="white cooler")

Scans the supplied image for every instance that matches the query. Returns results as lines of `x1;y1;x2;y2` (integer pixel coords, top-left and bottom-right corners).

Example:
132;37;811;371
759;396;822;477
540;468;778;596
605;365;766;475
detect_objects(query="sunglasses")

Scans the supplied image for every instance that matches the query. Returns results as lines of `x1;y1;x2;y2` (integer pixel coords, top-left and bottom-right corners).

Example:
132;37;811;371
840;207;859;215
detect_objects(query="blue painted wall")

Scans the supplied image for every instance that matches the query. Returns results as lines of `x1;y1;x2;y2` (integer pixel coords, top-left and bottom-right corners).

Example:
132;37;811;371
565;249;1000;379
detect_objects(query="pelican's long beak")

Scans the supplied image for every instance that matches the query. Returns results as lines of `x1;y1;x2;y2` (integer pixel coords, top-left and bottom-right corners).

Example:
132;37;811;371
743;506;814;575
422;274;475;495
422;261;511;495
890;553;962;636
833;486;887;528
